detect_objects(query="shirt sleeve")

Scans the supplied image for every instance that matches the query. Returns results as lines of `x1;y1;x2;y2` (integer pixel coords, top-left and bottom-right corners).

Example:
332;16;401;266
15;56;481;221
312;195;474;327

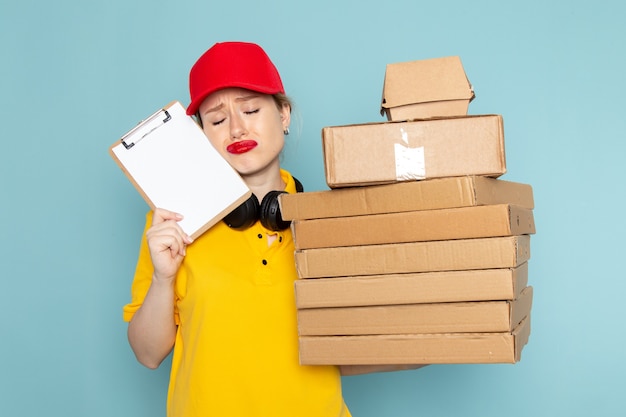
122;211;155;322
122;211;180;325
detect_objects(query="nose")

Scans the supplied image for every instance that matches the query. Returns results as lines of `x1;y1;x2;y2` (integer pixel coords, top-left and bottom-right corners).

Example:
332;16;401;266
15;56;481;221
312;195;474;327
230;113;247;139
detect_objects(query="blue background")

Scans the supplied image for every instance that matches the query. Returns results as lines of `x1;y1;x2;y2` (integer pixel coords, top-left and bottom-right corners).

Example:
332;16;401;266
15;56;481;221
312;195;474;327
2;0;624;416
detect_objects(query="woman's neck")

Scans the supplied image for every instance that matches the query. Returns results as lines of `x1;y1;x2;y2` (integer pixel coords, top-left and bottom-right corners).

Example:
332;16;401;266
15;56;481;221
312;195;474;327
243;169;285;201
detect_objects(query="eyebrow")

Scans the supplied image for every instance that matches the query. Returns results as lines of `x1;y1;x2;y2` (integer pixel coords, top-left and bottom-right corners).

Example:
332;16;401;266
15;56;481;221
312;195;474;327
202;94;261;115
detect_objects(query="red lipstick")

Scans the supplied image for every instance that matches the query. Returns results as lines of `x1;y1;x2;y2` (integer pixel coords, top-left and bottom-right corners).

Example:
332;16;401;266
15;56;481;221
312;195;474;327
227;140;258;154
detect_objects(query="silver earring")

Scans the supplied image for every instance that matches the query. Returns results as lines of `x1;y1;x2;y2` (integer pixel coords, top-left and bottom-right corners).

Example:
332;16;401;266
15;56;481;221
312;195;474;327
283;127;290;135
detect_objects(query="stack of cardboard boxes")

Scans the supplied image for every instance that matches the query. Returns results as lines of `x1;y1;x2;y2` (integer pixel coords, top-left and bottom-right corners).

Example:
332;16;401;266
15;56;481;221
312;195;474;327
279;56;535;366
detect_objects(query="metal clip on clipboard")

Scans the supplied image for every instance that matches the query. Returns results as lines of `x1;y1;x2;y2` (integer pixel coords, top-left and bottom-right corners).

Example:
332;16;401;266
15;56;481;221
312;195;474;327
120;108;172;150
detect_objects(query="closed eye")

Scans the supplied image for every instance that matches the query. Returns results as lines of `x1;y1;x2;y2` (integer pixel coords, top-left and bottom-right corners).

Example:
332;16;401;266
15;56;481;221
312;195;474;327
244;109;260;115
212;118;226;126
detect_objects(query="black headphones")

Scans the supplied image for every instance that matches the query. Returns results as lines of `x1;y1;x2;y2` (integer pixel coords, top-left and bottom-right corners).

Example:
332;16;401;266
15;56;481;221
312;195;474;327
223;177;303;231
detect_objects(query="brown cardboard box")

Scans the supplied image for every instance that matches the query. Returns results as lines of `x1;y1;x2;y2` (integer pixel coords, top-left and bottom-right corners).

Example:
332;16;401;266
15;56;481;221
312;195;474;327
297;287;532;336
322;115;506;188
294;263;529;308
299;316;531;365
380;56;475;121
292;204;535;250
295;235;530;279
280;176;534;221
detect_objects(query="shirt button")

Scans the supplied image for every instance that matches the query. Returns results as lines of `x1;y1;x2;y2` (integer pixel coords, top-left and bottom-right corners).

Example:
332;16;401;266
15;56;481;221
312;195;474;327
257;234;263;239
262;259;268;265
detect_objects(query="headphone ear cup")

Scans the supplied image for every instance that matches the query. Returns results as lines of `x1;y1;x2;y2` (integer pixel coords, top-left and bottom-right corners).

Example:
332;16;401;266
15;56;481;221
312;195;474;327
260;190;290;231
223;194;260;230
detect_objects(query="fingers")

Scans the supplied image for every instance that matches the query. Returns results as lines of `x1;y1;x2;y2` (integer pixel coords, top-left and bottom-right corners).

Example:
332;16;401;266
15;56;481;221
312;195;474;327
146;209;194;280
147;223;187;257
152;208;183;226
151;208;194;247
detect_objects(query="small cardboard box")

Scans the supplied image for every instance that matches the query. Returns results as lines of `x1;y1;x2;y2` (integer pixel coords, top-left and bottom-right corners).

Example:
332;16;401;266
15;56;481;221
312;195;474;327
295;235;530;279
299;316;531;365
381;56;475;121
292;204;535;250
294;263;529;309
280;176;534;221
297;287;532;336
322;115;505;188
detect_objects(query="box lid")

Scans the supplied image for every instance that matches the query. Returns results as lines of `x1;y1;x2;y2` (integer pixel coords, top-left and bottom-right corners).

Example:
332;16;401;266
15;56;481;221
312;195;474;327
381;56;474;110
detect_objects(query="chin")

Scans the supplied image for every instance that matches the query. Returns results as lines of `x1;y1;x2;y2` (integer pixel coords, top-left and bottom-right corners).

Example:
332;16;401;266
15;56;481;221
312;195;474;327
229;154;280;178
230;162;261;177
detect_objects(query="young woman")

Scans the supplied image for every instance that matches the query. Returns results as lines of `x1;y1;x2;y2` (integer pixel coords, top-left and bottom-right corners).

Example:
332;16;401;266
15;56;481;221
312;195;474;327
122;42;352;417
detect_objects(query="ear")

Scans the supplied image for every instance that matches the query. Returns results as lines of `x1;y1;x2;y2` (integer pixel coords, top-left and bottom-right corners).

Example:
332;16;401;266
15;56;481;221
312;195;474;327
279;103;291;131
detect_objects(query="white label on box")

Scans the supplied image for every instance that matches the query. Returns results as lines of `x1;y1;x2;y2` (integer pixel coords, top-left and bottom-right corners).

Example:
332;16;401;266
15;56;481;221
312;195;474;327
394;128;425;180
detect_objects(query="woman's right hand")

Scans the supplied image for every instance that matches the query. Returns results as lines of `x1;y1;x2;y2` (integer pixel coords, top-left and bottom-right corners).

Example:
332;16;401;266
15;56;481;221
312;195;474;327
146;208;194;281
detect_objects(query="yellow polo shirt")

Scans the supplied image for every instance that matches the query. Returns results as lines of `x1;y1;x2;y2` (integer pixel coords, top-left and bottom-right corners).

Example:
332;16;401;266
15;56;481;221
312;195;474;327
123;170;350;417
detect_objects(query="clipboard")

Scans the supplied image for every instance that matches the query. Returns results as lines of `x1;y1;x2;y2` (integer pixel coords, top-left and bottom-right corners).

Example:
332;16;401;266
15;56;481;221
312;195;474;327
109;101;252;239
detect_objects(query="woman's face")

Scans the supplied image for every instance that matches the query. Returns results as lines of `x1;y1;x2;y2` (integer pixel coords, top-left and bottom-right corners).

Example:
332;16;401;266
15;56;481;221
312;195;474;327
198;87;290;178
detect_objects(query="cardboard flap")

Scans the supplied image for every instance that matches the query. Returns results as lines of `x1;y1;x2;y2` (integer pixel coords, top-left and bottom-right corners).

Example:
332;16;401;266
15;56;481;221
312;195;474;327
510;286;533;328
512;262;530;299
474;177;535;209
513;316;531;362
